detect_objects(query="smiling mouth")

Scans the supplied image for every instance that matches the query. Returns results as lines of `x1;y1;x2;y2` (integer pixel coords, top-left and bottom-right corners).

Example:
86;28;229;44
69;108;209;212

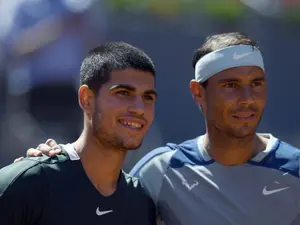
118;119;144;130
232;114;255;120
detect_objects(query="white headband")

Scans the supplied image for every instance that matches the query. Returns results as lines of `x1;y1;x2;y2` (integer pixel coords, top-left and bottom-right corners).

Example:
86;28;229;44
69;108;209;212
195;45;265;83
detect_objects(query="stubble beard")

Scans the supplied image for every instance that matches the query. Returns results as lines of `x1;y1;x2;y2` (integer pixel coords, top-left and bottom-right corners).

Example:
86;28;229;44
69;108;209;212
92;118;143;151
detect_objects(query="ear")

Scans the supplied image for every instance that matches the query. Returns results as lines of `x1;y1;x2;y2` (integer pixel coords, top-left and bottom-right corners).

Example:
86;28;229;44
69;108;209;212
78;85;95;116
190;79;206;106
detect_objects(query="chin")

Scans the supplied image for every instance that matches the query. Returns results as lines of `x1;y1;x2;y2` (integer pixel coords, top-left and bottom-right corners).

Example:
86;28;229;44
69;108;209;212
122;139;144;150
123;143;142;151
231;127;257;139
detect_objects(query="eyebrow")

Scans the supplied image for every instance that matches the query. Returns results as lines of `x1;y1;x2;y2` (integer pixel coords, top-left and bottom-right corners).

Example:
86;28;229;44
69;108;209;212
109;84;158;97
253;77;266;82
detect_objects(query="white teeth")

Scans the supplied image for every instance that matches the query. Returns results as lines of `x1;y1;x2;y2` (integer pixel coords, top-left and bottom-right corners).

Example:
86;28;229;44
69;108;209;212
234;115;253;119
120;121;142;129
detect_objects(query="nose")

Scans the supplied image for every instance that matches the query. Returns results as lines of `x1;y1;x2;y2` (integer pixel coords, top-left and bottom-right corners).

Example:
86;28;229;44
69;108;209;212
128;96;145;116
238;87;255;106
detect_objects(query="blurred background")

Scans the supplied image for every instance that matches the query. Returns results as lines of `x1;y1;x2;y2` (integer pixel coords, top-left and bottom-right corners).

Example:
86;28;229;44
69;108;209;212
0;0;300;172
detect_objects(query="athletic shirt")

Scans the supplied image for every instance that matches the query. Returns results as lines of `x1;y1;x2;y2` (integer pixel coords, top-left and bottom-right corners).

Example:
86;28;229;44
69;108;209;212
0;144;156;225
131;133;300;225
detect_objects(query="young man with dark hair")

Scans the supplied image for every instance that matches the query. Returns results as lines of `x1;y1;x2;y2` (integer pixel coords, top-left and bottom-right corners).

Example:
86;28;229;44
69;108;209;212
12;32;300;225
0;42;157;225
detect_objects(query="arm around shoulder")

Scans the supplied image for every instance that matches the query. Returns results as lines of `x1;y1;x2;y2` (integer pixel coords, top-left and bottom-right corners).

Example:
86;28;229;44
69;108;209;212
0;159;49;225
130;147;175;205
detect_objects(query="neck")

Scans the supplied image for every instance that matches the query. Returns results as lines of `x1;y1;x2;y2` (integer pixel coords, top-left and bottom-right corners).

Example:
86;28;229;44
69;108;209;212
72;127;127;196
204;127;268;166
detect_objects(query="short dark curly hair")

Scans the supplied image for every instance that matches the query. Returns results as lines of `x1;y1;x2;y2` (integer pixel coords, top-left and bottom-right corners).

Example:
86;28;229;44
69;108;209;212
80;42;155;93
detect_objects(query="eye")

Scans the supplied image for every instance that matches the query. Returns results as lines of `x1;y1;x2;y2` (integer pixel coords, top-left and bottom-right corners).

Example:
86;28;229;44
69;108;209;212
252;82;265;92
116;90;130;96
224;83;238;89
252;81;264;87
143;94;155;101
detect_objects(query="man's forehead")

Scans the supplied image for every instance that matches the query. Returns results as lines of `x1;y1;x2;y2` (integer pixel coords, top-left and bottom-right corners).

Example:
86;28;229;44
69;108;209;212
109;69;155;87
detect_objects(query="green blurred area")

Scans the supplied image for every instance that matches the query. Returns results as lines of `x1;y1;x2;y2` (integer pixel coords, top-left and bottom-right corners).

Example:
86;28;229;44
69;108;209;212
106;0;300;22
107;0;245;19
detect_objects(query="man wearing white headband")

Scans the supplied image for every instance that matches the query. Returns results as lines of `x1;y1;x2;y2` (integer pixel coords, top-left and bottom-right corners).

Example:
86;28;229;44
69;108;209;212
131;32;300;225
12;32;300;225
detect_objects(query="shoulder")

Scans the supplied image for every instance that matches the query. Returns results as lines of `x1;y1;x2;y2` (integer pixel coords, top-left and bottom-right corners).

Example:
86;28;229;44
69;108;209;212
129;137;200;203
129;146;176;178
0;156;59;223
130;136;201;177
265;139;300;178
0;158;50;212
0;158;42;193
128;146;175;204
0;152;69;195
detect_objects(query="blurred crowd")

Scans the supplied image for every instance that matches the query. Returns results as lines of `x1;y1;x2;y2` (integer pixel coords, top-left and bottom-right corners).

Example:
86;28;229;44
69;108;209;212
0;0;300;171
0;0;107;166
